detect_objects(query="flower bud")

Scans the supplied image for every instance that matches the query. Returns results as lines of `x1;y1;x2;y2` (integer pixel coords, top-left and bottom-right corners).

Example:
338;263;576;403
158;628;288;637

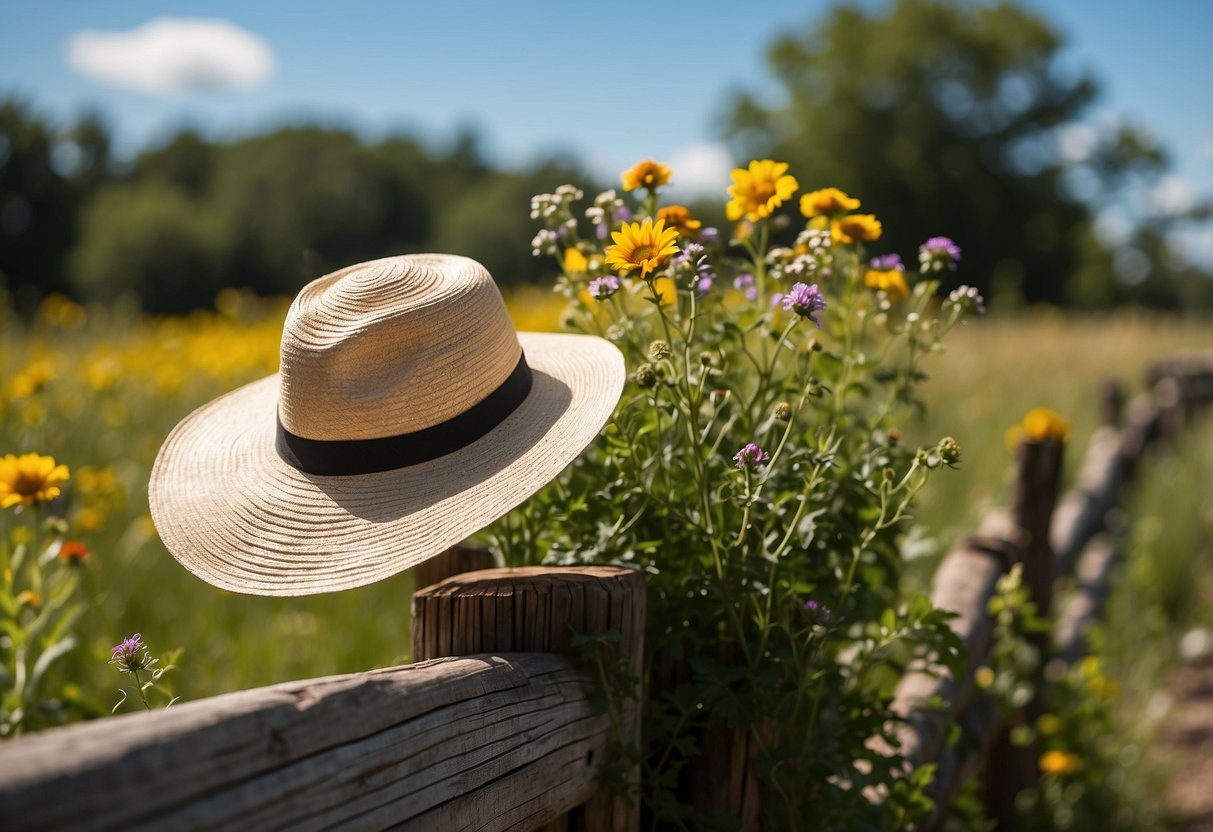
773;401;792;422
649;340;671;361
634;363;658;389
699;351;715;367
937;436;961;467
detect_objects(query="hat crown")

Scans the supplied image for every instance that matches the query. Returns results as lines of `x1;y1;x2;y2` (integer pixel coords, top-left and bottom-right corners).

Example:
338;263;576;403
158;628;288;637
278;254;521;441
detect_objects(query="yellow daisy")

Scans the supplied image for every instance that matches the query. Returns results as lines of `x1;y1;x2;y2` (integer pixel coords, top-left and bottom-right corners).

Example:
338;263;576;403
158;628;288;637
1005;407;1069;449
563;247;589;275
800;187;861;218
726;160;799;222
864;268;910;304
1022;407;1070;443
0;453;70;509
605;218;680;280
656;204;703;238
1039;750;1080;776
831;214;883;245
621;159;672;192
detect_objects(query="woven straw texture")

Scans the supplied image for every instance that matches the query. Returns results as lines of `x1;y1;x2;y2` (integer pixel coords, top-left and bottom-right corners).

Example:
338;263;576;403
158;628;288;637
149;255;624;596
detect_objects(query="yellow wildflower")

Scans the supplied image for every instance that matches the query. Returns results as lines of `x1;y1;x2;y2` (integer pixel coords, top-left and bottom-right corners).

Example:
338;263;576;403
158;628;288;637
800;187;861;218
831;214;883;245
0;453;70;509
1023;407;1070;443
1039;750;1080;776
9;358;55;399
621;159;672;192
563;247;589;275
974;666;996;689
605;218;680;280
1007;407;1070;448
16;589;41;610
864;267;910;304
657;204;703;238
37;293;86;329
726;160;799;222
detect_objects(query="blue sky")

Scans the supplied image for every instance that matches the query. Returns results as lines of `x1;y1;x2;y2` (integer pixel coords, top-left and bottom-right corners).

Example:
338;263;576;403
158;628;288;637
2;0;1211;262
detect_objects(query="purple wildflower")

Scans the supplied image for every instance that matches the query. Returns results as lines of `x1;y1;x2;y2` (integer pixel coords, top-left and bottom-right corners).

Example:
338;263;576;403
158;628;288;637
699;227;721;244
733;442;769;471
733;273;757;301
588;275;621;301
596;222;609;241
804;599;833;624
781;282;827;327
675;242;715;294
110;633;152;673
868;253;904;272
918;237;962;273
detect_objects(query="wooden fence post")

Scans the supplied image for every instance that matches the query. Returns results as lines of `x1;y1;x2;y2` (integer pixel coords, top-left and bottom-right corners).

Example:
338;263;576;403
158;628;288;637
412;566;644;832
1011;438;1065;619
985;437;1064;828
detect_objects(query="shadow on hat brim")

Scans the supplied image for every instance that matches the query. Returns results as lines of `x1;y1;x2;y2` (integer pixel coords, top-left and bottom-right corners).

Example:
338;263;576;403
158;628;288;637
149;331;624;596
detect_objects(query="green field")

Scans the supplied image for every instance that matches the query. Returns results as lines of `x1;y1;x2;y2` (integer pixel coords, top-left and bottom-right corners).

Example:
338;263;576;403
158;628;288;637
2;293;1210;711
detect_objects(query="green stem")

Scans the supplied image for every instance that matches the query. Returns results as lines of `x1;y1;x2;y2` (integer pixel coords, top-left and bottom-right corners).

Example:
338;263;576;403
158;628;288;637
131;669;151;711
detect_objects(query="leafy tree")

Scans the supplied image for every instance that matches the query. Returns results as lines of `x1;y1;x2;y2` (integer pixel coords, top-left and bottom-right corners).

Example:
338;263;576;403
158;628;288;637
69;182;226;312
725;0;1192;306
132;129;215;196
0;100;81;299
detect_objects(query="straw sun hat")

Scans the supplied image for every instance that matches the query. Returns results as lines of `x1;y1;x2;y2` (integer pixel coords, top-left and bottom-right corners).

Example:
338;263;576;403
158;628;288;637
149;254;625;596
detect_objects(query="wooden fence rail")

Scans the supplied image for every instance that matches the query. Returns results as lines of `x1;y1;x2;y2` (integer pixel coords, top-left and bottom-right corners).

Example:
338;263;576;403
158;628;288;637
0;566;643;832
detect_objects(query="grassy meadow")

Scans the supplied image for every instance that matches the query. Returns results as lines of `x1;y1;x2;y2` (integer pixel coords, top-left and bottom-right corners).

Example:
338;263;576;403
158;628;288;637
1;288;1210;712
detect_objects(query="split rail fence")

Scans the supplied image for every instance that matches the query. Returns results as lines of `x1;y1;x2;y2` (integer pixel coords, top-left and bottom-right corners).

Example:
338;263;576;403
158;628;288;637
0;351;1210;831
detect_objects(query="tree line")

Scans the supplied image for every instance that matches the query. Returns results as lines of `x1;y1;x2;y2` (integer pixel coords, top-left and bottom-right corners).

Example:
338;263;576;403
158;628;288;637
1;0;1209;314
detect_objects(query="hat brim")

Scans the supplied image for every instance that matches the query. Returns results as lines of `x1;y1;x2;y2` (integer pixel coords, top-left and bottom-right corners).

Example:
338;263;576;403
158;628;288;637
149;331;624;596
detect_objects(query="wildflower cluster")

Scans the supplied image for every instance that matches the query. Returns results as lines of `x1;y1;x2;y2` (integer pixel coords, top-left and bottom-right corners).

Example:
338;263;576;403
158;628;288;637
1;294;251;733
977;565;1147;829
1;453;89;736
496;157;985;827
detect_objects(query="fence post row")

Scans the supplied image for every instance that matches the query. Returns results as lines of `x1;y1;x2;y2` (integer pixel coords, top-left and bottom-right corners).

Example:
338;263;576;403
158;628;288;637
890;349;1213;830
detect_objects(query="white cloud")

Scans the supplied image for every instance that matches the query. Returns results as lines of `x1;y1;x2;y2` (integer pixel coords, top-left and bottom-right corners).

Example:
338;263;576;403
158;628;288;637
666;143;733;200
68;18;274;96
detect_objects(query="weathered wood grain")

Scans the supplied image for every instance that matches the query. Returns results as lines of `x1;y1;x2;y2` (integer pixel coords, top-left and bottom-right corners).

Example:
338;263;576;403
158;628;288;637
412;566;645;832
0;653;610;832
